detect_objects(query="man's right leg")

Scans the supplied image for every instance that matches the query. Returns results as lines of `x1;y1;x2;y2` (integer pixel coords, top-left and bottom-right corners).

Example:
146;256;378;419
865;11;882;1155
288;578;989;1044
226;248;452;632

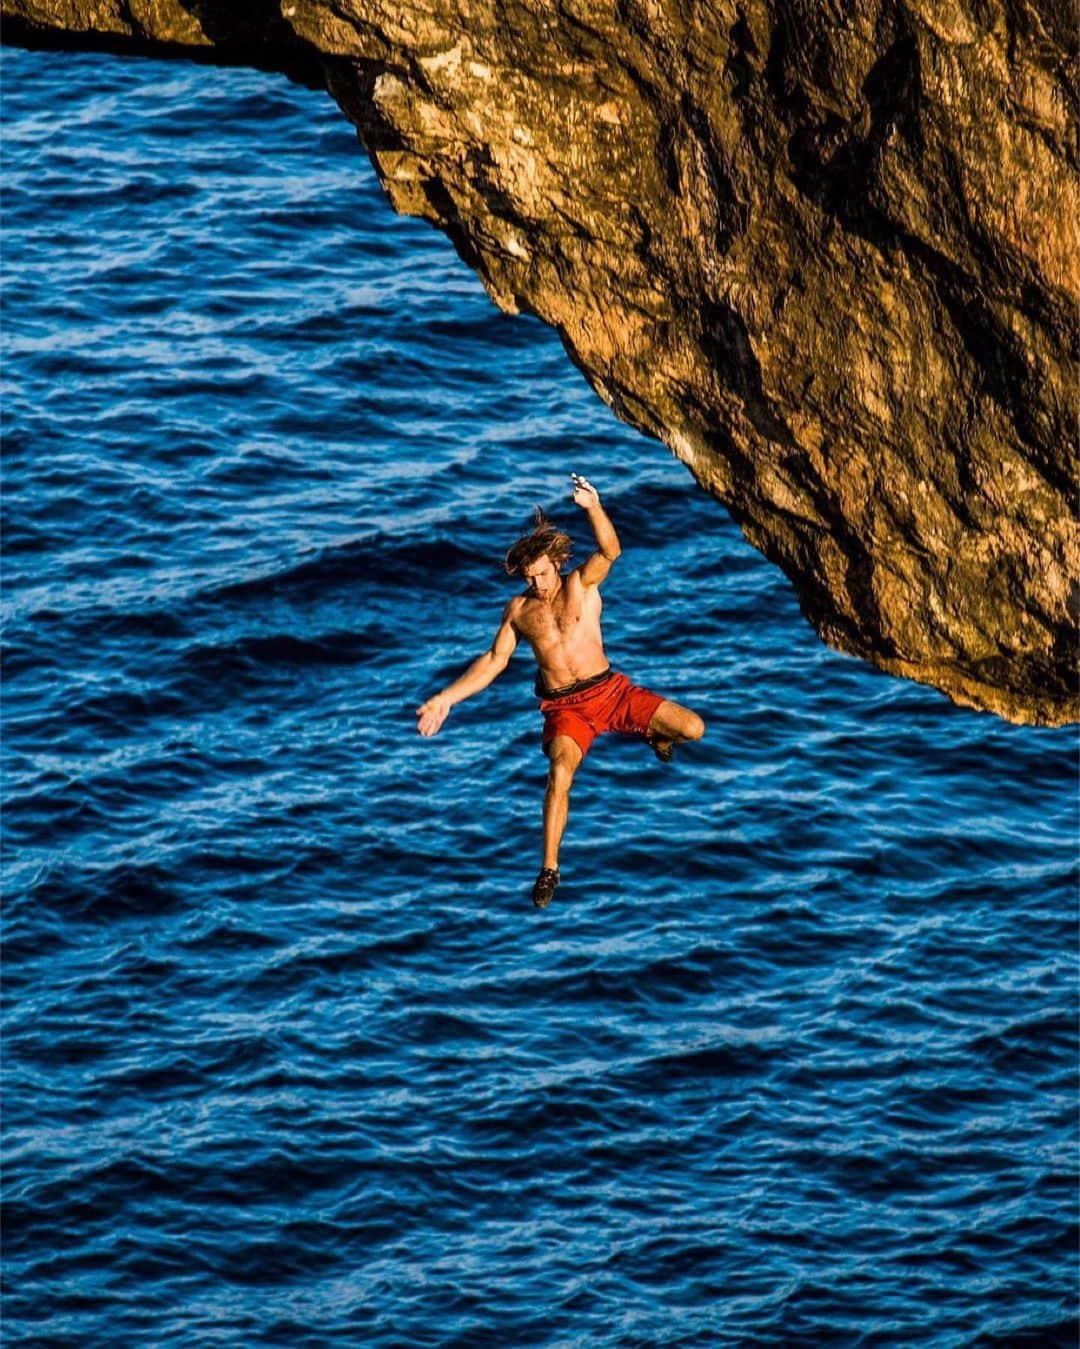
534;734;583;907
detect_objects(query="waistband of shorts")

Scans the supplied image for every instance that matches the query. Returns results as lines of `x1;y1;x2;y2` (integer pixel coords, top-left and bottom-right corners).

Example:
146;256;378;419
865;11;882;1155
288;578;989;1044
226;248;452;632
535;667;614;701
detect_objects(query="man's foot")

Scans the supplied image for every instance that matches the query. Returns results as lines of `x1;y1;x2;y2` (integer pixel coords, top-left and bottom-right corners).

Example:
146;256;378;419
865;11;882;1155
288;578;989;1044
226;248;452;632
532;867;560;909
646;735;675;763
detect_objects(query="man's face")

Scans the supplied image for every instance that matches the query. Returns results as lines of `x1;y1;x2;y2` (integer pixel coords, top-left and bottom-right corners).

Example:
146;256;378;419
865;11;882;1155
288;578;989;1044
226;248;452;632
522;555;560;599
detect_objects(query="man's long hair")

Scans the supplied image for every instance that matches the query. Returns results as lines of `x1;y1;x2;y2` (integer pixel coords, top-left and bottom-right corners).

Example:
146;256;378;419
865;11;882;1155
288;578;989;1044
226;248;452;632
504;507;573;577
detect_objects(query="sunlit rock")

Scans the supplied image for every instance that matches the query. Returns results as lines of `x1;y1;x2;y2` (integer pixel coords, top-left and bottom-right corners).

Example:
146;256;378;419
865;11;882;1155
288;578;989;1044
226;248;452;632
5;0;1076;723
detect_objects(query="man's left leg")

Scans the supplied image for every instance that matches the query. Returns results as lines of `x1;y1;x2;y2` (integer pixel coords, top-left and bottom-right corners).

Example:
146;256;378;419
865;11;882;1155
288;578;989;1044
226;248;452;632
646;700;705;761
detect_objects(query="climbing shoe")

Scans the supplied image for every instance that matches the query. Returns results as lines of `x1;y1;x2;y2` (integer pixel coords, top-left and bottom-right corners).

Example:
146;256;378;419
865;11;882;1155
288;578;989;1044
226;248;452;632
645;735;675;763
532;867;560;909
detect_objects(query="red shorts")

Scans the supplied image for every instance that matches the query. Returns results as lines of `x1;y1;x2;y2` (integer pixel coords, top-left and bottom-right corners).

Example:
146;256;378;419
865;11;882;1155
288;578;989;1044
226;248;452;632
540;670;665;759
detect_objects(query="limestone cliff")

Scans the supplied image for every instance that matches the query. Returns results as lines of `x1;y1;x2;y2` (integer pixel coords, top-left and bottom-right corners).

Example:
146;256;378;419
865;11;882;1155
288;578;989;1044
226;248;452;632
4;0;1077;723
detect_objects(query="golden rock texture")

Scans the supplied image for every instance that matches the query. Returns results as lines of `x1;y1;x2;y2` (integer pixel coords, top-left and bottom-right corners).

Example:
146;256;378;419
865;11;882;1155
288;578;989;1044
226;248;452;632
5;0;1077;722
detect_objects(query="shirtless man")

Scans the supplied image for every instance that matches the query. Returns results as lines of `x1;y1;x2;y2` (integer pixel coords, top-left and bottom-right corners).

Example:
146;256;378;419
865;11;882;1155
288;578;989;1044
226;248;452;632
416;475;705;908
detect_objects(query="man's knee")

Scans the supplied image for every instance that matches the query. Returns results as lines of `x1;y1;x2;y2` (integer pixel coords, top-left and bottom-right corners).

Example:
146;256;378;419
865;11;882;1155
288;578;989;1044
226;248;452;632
545;739;582;790
685;711;706;741
651;701;705;742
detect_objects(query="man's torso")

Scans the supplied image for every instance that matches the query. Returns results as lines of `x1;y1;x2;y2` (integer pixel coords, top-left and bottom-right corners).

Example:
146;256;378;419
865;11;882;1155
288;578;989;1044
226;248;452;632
511;570;608;692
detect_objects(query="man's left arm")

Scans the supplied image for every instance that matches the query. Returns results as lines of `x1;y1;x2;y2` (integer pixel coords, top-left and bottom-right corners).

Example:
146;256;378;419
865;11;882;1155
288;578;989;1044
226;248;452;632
572;474;621;586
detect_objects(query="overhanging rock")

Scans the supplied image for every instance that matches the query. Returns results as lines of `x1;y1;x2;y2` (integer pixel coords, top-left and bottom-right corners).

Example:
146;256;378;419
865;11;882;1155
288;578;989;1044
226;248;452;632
5;0;1077;724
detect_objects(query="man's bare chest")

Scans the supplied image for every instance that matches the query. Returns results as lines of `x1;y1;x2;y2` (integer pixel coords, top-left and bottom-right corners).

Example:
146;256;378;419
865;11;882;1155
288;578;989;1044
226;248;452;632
518;595;589;644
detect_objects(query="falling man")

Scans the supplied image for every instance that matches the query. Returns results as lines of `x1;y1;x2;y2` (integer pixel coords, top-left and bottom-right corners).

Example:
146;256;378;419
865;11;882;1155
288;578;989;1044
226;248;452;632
416;474;705;908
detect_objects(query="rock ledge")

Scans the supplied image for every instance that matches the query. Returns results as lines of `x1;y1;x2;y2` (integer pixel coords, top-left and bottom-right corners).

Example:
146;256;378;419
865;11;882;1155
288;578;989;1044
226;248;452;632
4;0;1077;724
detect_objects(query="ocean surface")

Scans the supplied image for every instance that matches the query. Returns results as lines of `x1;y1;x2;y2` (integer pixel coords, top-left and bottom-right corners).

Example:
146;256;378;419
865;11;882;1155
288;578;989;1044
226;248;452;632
1;47;1077;1347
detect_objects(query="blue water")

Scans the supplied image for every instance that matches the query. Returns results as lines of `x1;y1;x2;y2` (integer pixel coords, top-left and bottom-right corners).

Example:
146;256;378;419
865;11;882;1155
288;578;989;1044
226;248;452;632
2;48;1077;1346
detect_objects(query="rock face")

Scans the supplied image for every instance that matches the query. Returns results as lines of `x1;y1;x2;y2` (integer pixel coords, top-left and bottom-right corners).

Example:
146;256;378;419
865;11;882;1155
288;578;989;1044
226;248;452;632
5;0;1077;723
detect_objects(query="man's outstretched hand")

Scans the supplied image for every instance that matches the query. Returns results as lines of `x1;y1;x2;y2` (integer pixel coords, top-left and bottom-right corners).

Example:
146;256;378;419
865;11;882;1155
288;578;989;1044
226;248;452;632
416;694;451;736
571;473;600;510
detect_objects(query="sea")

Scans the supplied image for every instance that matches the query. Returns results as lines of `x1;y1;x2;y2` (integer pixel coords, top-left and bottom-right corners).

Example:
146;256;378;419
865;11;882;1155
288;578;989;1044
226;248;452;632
1;46;1077;1347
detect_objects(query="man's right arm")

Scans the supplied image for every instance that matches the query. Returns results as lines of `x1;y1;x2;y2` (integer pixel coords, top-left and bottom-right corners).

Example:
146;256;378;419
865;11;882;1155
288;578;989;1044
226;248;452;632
416;602;520;736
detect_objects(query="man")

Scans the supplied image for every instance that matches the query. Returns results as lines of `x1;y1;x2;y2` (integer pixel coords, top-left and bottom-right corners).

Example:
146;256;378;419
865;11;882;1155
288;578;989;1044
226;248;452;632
416;474;705;908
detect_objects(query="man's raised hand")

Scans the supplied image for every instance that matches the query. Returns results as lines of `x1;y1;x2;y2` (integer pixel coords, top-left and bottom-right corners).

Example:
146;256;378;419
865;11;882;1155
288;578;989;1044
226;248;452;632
416;694;451;736
571;473;600;510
